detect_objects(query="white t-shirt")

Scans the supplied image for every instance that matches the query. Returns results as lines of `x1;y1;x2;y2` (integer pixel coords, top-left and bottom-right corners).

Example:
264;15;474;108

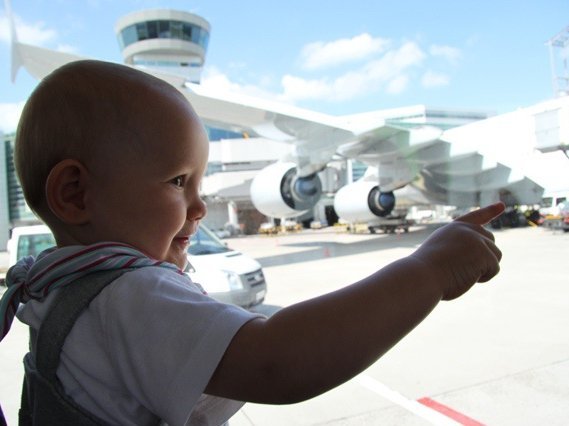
17;267;263;426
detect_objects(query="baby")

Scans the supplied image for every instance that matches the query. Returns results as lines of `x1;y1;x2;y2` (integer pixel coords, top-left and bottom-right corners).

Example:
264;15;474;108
0;60;504;425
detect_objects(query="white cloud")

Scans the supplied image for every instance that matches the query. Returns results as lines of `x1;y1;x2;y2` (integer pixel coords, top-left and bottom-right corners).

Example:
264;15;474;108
429;44;461;64
203;39;432;104
300;33;389;70
0;13;56;46
0;102;25;133
280;75;332;101
328;70;374;101
386;75;409;94
201;67;281;101
421;70;450;88
201;67;247;92
365;41;426;80
281;41;425;102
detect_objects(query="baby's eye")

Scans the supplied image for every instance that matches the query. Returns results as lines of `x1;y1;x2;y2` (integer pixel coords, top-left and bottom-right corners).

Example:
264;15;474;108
170;176;185;187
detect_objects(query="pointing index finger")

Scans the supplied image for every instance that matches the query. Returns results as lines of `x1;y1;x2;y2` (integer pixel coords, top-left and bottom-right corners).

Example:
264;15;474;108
455;202;506;226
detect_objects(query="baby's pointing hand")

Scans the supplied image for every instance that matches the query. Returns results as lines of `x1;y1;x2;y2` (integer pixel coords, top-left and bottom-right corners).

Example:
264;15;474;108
411;202;505;301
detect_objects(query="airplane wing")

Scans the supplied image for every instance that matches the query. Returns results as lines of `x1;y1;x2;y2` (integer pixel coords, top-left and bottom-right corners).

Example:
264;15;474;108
11;42;85;83
11;40;355;176
10;39;545;223
180;80;545;221
164;80;545;215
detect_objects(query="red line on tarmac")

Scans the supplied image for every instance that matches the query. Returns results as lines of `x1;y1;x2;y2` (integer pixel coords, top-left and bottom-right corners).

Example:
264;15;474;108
417;397;485;426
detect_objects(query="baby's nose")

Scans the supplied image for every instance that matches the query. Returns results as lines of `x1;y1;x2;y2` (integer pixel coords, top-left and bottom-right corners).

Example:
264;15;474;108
188;197;207;221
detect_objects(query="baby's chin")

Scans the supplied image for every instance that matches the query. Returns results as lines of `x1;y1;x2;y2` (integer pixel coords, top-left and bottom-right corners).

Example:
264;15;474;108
165;252;188;270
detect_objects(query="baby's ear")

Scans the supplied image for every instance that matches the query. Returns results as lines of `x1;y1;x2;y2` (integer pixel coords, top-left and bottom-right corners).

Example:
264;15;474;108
45;159;90;225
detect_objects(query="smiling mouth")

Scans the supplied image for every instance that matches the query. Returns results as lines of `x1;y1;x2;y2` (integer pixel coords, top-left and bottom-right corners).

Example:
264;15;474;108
174;236;190;246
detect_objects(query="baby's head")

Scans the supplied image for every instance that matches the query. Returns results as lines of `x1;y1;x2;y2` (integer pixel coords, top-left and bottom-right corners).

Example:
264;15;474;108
15;60;209;265
17;60;184;221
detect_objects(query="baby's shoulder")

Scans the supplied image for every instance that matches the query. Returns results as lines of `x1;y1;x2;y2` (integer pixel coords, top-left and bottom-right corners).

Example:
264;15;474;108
98;266;204;309
114;266;192;288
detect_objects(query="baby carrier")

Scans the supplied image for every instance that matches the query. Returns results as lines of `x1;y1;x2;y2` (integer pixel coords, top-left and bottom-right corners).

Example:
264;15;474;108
17;269;129;426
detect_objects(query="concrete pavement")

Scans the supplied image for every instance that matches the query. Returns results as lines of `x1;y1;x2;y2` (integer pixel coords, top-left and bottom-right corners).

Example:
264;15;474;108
228;225;569;425
1;225;568;425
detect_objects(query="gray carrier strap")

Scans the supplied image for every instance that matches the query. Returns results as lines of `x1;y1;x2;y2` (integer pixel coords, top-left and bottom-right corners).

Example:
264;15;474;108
20;269;132;426
35;269;130;376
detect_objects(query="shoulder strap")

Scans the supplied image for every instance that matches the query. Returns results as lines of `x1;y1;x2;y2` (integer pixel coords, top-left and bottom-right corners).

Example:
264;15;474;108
18;269;132;426
35;268;131;380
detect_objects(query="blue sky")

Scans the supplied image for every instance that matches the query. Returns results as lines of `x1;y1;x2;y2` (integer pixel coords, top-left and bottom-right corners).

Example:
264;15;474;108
1;0;568;134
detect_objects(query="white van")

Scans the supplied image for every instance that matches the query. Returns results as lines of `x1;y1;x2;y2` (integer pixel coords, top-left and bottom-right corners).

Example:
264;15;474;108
539;190;568;217
6;224;267;308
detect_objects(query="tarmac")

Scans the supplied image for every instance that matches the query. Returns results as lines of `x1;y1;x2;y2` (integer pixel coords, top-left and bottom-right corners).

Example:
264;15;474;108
1;224;568;425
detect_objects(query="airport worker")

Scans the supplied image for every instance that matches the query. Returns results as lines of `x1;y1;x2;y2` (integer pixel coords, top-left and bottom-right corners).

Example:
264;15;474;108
0;60;505;426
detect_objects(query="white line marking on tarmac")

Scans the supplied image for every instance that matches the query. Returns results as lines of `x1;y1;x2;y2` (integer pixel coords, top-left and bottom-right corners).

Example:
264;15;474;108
354;374;461;425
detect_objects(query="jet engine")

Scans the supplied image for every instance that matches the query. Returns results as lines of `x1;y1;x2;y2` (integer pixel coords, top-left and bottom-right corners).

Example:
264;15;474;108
334;180;396;223
251;162;323;218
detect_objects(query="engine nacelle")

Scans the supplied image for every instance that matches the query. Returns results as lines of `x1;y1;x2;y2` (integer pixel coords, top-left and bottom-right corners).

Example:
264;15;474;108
251;162;322;218
334;180;395;223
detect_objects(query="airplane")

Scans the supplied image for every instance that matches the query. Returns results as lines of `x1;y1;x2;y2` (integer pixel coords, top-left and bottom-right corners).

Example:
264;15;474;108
5;1;547;225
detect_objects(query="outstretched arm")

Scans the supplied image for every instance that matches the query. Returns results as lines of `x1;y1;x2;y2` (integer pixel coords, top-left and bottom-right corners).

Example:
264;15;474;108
206;203;505;404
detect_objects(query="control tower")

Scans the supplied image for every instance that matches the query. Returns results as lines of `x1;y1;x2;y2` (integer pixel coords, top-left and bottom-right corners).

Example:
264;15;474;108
115;9;210;83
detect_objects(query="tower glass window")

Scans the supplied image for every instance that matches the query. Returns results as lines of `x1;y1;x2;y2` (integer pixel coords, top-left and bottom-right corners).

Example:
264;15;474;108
118;25;137;49
170;21;183;39
158;20;170;38
147;21;157;38
182;23;193;41
118;20;210;51
136;22;149;40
